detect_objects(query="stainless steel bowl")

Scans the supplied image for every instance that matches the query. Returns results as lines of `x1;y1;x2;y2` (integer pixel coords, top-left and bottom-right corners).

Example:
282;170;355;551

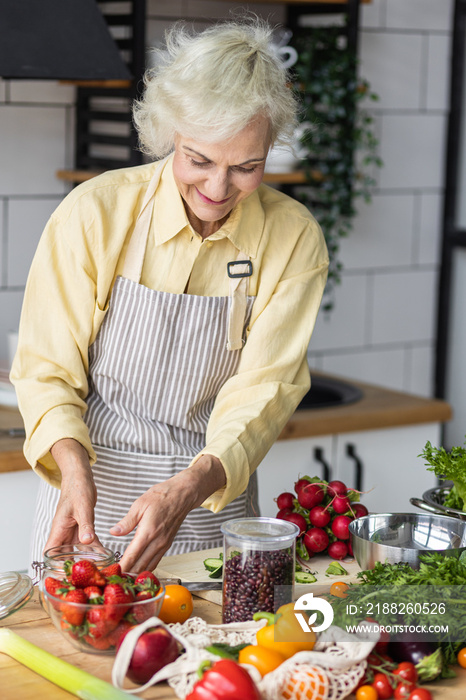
410;482;466;521
349;512;466;570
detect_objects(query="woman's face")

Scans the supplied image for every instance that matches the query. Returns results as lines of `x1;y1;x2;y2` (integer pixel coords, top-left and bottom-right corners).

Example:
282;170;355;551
172;116;271;237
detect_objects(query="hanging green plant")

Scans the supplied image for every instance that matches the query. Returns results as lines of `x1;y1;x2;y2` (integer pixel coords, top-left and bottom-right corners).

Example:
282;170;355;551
291;24;382;311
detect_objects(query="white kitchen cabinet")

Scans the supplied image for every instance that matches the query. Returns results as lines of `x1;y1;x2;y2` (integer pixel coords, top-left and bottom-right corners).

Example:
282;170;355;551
0;470;39;572
257;435;333;516
256;423;440;517
331;423;439;513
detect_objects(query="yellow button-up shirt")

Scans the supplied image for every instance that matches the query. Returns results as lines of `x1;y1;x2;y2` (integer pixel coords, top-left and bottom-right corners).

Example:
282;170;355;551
11;155;328;512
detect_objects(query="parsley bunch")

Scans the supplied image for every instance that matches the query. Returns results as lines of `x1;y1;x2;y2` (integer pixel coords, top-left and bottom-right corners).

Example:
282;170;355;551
419;440;466;511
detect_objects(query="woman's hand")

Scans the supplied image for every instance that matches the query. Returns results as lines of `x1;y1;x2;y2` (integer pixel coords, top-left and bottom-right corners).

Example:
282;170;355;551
44;438;102;553
111;455;226;573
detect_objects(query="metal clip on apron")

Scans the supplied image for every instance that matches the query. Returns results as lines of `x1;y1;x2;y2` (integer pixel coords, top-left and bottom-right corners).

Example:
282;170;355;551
226;259;253;351
29;158;258;567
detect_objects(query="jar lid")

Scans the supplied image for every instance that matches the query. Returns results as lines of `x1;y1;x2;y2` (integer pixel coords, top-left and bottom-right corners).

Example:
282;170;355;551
221;517;300;550
0;571;34;620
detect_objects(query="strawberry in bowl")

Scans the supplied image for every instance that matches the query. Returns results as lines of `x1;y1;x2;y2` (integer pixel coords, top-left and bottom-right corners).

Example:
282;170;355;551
41;560;165;655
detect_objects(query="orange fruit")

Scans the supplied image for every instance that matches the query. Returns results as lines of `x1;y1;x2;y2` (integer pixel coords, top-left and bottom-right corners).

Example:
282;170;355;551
158;584;193;624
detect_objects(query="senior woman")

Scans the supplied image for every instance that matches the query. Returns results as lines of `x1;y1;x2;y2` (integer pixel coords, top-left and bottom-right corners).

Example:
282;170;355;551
11;19;328;575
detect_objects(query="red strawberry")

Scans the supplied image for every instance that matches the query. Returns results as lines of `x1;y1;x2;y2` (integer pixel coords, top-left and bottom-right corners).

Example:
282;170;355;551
135;571;160;588
101;563;122;579
44;576;72;609
65;559;107;588
103;582;135;625
129;590;158;624
83;633;112;650
83;585;104;603
61;588;88;626
44;576;66;597
60;617;80;640
86;606;116;638
107;619;133;648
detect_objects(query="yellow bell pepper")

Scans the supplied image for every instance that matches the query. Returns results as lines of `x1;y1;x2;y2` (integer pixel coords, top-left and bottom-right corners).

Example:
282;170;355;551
253;603;316;659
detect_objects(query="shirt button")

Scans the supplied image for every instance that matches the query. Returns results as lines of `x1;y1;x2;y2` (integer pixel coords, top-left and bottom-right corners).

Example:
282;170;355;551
205;241;213;248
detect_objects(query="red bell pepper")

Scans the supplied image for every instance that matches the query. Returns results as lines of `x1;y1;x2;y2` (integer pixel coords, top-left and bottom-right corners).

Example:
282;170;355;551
185;659;262;700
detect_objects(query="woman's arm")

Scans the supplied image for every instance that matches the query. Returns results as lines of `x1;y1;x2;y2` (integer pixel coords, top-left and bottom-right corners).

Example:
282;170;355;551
43;438;101;552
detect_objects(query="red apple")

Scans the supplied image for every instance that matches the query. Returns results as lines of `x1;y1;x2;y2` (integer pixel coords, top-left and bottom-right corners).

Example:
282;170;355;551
118;626;180;685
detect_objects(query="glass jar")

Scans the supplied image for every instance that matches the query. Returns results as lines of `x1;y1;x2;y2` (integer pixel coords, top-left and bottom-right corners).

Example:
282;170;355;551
32;544;119;607
220;517;299;623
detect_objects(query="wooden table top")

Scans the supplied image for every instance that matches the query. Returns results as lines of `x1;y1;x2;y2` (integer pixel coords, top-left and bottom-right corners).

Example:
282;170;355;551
1;588;465;700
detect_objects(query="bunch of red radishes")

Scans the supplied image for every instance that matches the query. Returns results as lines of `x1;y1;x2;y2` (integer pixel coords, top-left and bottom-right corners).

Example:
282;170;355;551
275;476;369;561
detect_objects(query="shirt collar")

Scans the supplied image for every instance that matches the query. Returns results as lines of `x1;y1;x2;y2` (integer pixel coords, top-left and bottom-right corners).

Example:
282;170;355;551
151;154;265;259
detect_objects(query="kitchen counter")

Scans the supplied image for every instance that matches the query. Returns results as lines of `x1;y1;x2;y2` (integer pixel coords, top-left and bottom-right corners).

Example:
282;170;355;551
1;587;465;699
0;374;451;474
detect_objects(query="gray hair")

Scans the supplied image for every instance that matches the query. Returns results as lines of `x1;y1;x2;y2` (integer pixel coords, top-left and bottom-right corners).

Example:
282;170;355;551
133;18;299;159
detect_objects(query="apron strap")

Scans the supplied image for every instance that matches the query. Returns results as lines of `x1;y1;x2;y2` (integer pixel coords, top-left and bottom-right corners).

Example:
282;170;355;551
226;252;252;351
123;158;167;283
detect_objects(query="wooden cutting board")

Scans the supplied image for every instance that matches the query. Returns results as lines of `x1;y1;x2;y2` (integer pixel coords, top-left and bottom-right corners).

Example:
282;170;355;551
155;547;362;605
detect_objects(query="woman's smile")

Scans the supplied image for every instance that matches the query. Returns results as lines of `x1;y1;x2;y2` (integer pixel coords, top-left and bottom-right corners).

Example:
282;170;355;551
195;188;233;206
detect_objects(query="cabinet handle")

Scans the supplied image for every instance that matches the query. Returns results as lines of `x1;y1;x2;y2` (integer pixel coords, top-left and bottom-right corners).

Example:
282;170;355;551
313;447;332;482
346;443;363;491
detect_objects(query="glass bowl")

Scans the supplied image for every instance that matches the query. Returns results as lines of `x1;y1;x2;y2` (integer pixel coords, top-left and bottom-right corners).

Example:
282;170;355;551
40;573;165;655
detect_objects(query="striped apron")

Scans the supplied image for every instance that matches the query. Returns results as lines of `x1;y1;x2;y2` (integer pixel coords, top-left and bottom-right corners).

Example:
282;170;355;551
30;160;259;566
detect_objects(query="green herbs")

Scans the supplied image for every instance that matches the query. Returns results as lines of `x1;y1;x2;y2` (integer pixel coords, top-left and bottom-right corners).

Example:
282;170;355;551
356;552;466;586
330;553;466;667
419;439;466;512
205;642;249;661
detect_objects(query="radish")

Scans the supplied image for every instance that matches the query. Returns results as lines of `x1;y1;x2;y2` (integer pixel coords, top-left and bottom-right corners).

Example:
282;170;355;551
275;492;295;510
281;511;307;535
309;505;331;528
276;507;293;520
328;540;348;560
303;527;329;554
352;503;369;518
297;482;325;510
327;480;347;497
331;515;353;540
347;538;354;556
294;478;310;494
332;495;351;514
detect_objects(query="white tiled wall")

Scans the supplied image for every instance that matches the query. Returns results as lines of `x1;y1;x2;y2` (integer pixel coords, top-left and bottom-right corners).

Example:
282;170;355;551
0;80;74;362
0;0;454;402
308;0;453;398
